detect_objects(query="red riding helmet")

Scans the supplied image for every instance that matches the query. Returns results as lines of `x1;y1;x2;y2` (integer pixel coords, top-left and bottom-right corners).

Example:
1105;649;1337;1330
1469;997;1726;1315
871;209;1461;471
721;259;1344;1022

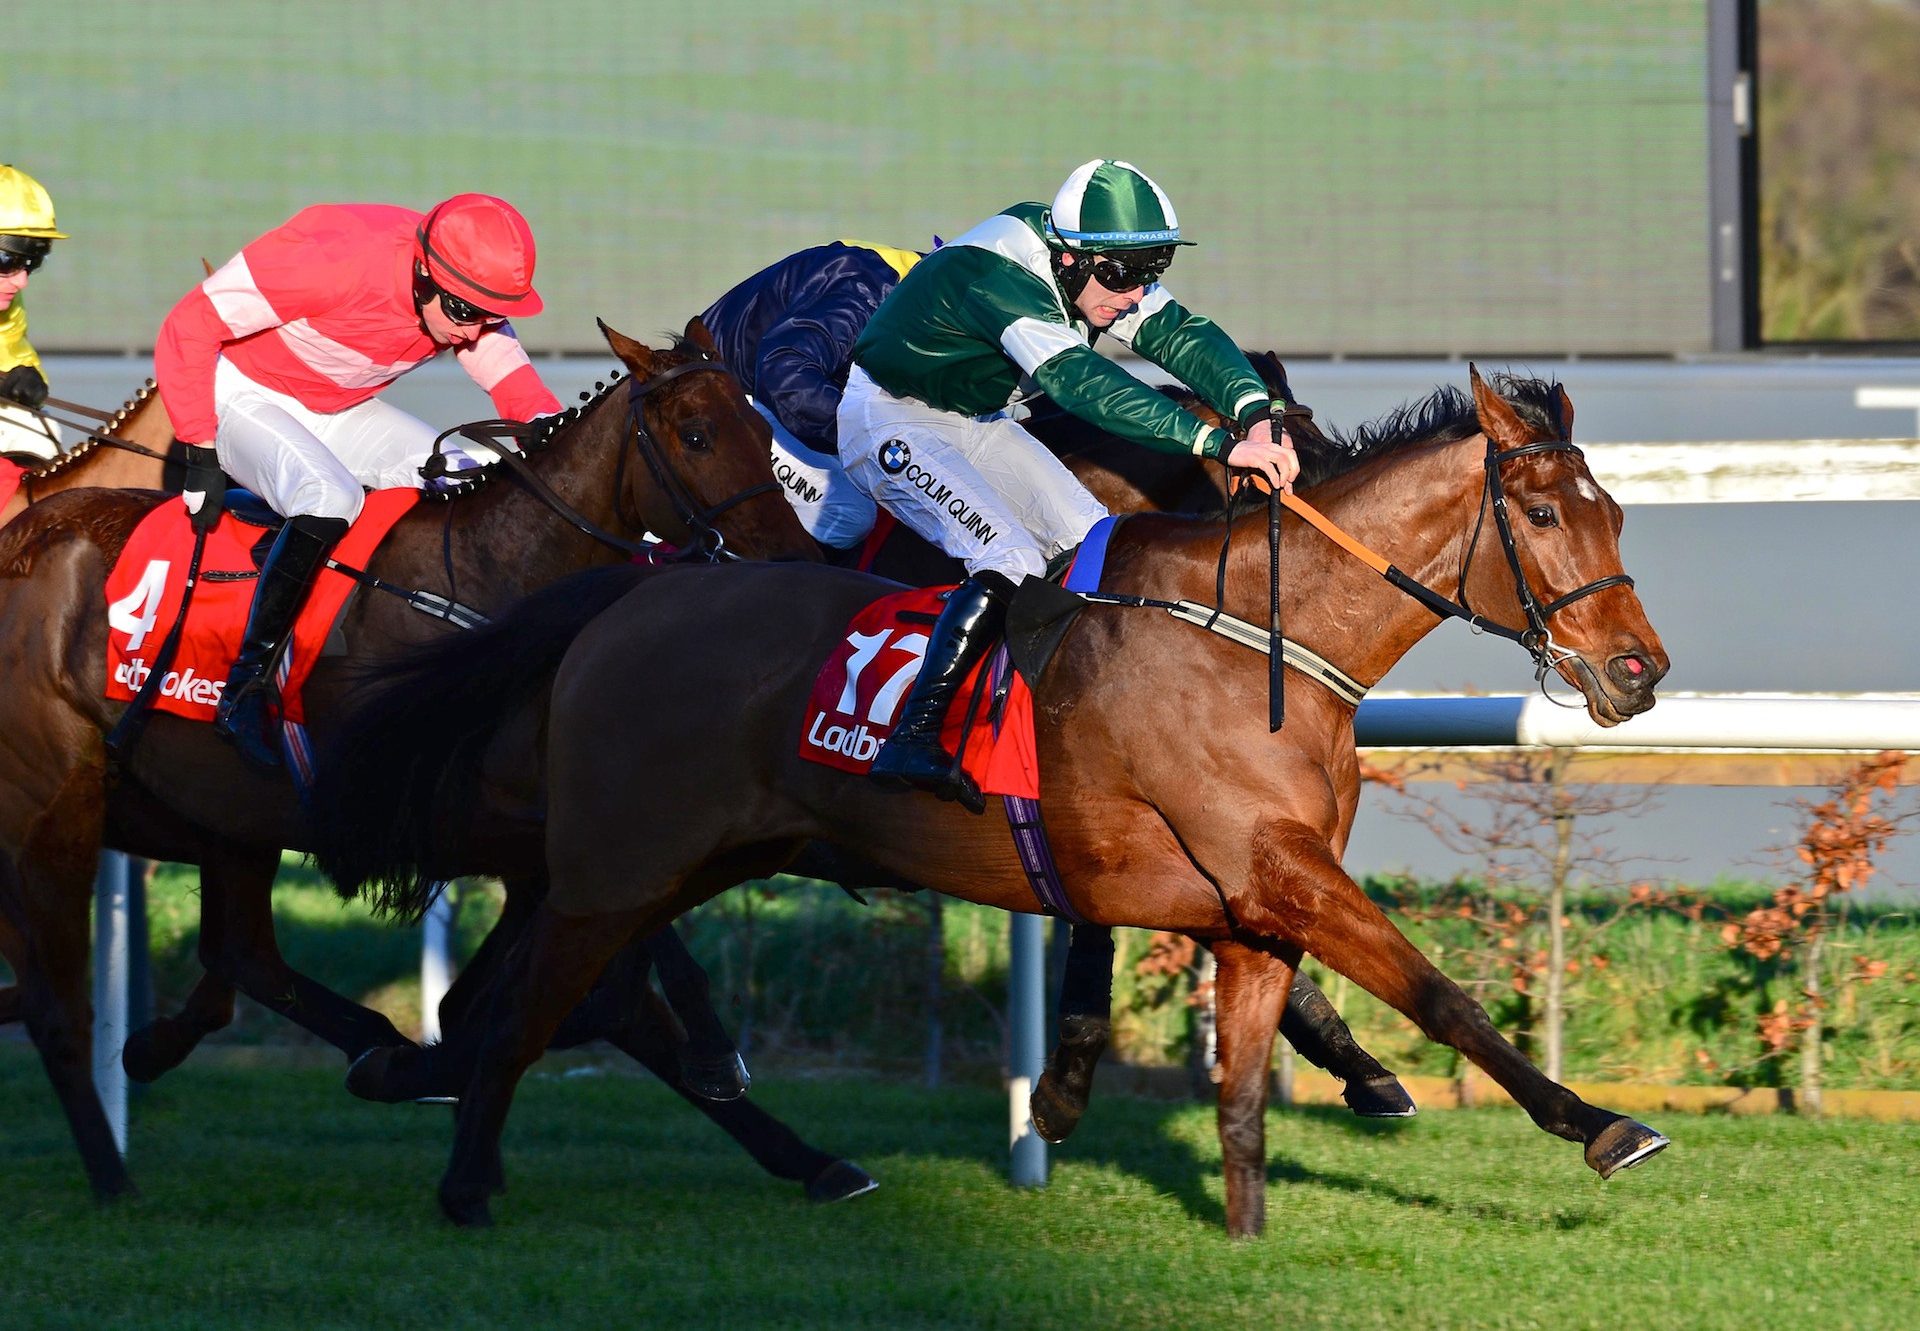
414;193;544;317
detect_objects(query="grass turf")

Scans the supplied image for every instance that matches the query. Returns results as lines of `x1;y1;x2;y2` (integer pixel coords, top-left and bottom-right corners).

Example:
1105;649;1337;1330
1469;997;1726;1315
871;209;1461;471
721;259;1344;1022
2;1047;1916;1330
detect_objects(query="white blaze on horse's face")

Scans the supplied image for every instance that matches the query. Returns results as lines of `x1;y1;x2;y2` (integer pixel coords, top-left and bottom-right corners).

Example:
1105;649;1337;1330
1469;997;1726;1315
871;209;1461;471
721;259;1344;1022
1575;476;1600;504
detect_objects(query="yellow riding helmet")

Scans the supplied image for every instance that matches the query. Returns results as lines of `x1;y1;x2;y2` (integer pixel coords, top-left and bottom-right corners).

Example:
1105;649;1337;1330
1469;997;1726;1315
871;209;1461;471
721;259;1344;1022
0;165;68;240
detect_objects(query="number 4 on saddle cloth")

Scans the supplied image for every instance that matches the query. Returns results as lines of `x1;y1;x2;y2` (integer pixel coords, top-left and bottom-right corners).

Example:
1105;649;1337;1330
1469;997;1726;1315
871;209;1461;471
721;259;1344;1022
103;489;420;725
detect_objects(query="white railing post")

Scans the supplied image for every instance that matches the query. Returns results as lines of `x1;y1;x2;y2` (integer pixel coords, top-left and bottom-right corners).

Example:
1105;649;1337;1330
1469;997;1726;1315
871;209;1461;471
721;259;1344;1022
420;884;456;1044
91;852;130;1156
1008;912;1048;1187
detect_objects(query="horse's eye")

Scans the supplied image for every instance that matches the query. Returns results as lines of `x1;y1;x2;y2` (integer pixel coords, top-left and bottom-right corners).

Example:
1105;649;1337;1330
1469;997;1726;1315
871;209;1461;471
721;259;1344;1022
680;422;712;452
1526;504;1557;528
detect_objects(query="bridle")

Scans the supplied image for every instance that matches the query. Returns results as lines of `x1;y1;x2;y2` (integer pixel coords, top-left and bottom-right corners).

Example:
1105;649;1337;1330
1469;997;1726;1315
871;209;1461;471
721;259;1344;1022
1449;435;1635;692
428;355;781;563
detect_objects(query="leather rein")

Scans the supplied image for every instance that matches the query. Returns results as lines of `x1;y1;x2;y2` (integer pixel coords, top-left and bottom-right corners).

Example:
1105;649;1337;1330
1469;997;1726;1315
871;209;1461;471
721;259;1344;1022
427;357;780;564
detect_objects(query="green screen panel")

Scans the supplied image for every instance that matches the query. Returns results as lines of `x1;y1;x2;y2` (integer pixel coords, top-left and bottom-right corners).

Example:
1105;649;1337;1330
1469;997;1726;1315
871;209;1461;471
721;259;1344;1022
15;1;1708;356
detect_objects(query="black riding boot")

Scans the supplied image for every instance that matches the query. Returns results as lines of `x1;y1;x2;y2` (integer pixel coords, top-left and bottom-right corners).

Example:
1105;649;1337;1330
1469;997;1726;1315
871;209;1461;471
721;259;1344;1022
868;570;1015;814
213;514;350;769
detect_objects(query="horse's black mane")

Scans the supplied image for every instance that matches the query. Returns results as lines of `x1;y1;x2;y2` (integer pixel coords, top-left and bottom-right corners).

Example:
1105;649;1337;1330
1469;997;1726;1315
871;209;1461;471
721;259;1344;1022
1293;372;1567;489
1156;370;1565;493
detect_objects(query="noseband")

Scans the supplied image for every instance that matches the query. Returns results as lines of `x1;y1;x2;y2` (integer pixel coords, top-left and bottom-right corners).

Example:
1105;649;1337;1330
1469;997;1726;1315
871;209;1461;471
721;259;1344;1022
1454;436;1635;686
611;357;782;560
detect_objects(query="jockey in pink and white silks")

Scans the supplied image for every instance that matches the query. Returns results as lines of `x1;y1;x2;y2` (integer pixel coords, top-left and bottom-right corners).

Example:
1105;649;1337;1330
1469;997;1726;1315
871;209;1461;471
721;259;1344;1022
842;160;1300;812
155;194;562;767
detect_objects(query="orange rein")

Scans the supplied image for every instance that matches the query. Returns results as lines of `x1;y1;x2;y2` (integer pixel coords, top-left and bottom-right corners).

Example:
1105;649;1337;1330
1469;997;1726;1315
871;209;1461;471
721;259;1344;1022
1233;473;1390;576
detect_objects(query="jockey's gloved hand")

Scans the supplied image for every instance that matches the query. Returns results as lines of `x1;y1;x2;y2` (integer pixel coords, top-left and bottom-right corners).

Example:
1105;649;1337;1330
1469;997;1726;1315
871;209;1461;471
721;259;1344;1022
180;443;227;532
0;364;49;409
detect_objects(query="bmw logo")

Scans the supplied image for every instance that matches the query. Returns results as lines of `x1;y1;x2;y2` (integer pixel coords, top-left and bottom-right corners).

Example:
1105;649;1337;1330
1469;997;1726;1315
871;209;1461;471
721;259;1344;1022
879;439;911;474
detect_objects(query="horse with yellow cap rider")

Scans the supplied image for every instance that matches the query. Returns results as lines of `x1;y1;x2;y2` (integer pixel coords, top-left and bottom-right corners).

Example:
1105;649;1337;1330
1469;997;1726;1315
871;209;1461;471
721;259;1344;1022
0;163;67;467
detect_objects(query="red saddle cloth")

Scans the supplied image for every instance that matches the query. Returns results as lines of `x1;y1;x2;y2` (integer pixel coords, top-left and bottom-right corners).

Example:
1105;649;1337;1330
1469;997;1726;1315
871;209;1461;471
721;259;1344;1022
103;489;419;725
799;586;1040;800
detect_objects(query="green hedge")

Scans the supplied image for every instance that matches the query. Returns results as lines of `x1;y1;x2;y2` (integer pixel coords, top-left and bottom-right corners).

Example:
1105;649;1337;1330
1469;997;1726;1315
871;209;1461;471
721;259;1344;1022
8;862;1916;1090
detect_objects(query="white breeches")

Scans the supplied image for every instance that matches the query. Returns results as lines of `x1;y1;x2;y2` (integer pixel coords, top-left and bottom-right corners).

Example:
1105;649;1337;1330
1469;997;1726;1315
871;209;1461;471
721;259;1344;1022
757;401;876;550
211;358;441;522
836;367;1108;581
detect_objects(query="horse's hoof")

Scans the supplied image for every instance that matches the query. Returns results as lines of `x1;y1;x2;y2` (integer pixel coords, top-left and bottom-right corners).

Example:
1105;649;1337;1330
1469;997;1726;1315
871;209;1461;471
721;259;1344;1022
121;1022;189;1084
805;1160;878;1204
679;1049;751;1102
1343;1074;1417;1119
346;1044;449;1104
439;1184;494;1228
1585;1117;1670;1180
91;1170;139;1203
1029;1075;1085;1145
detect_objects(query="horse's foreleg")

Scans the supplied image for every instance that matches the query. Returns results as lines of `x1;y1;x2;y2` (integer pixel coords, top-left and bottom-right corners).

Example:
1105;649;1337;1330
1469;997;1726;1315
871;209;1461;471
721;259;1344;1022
121;969;236;1083
1212;937;1296;1239
1236;821;1666;1178
441;901;652;1227
12;826;134;1198
644;924;750;1101
1280;971;1416;1118
194;844;413;1060
1030;923;1114;1144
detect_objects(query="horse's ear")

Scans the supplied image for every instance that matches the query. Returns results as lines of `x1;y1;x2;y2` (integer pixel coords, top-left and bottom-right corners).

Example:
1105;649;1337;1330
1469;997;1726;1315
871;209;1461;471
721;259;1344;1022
683;316;720;357
1553;383;1575;440
1247;349;1292;399
599;318;657;376
1468;363;1532;447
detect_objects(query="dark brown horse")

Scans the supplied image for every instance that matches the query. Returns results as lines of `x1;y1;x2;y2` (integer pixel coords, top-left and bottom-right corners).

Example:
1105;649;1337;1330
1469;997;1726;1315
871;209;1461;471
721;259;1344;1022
0;320;829;1200
313;367;1672;1230
0;382;181;529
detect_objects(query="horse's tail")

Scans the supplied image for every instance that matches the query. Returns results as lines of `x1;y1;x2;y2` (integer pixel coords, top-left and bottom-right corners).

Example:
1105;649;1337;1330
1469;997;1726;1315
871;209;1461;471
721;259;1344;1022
309;562;651;921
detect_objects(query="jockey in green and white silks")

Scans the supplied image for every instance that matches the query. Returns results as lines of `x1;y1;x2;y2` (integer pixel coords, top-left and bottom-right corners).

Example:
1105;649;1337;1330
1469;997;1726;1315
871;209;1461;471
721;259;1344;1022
846;159;1301;812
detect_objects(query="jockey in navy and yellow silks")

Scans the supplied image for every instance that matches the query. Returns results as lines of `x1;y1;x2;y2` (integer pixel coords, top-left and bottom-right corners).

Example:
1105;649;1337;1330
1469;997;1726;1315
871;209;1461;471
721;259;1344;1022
700;240;925;548
0;164;68;464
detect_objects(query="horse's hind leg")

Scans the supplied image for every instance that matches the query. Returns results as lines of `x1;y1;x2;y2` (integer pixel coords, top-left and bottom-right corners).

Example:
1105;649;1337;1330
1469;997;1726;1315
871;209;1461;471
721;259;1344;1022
1031;925;1414;1143
598;991;876;1204
1280;971;1416;1118
1237;820;1667;1179
442;900;653;1226
644;924;750;1101
1030;923;1114;1144
1212;938;1297;1239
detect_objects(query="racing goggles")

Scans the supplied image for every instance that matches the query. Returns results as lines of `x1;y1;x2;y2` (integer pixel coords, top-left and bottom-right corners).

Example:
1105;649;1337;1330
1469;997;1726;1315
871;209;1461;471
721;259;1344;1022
1088;248;1172;292
413;268;503;326
0;236;51;275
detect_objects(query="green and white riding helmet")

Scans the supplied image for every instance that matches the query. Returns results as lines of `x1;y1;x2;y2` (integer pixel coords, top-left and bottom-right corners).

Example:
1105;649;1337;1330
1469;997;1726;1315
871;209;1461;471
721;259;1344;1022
1045;159;1190;294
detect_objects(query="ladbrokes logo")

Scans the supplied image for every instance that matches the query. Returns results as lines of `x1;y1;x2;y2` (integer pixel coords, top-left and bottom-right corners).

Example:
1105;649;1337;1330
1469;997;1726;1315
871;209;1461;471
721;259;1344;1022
113;657;225;708
804;713;882;762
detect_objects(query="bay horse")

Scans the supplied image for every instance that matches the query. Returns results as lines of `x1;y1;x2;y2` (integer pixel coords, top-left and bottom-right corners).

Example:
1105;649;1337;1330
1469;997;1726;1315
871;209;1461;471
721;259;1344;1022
313;367;1672;1230
0;319;837;1201
0;381;182;529
331;352;1407;1124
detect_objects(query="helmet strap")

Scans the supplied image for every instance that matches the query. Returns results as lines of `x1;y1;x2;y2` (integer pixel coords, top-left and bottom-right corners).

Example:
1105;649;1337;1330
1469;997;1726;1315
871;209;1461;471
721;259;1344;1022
1051;248;1093;303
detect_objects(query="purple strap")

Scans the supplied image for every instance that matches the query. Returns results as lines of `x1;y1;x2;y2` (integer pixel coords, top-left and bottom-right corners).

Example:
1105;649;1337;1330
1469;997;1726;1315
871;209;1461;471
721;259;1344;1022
982;646;1086;924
